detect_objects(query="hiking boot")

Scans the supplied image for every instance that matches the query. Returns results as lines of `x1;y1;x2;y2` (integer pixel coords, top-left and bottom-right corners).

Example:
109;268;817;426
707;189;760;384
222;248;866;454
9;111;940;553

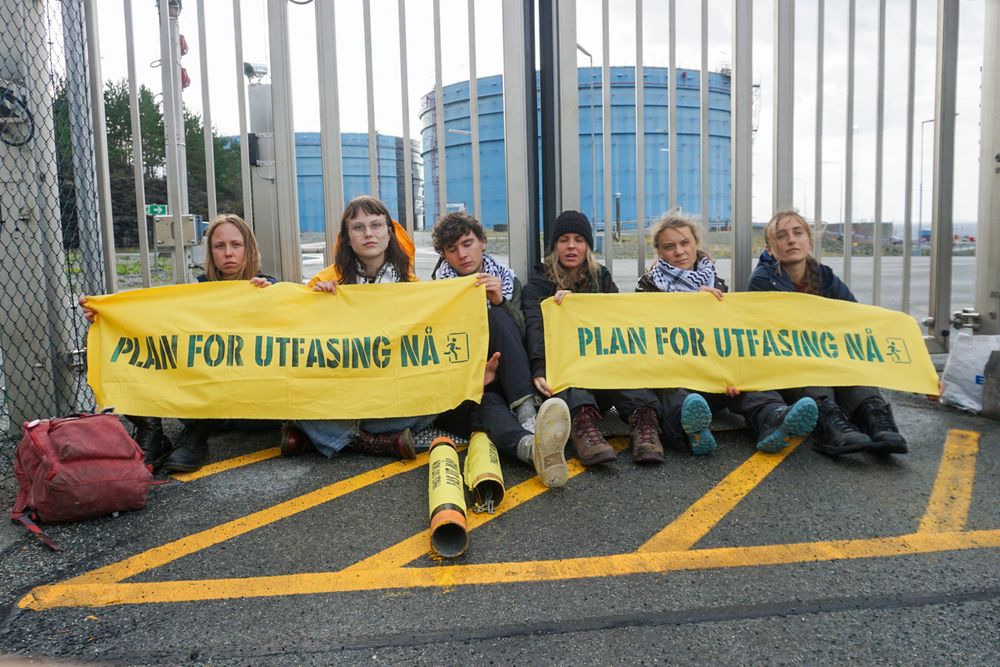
813;398;872;456
852;398;908;454
754;398;819;453
354;428;417;459
162;422;211;472
126;415;172;468
681;393;716;456
570;406;617;466
628;406;664;464
279;421;313;457
532;397;571;487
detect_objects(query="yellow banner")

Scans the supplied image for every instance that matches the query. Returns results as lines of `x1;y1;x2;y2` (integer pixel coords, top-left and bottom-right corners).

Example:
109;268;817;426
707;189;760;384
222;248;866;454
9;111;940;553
542;292;939;396
86;277;488;419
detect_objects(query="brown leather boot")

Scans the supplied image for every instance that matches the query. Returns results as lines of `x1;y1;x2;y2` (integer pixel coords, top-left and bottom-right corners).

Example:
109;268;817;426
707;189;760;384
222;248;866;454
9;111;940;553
354;428;417;459
570;406;617;466
628;406;664;464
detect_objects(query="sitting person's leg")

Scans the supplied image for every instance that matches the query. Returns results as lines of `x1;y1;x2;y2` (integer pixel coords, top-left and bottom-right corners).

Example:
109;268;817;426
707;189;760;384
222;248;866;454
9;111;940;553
729;391;818;453
558;387;617;466
781;386;872;455
840;386;907;454
656;388;716;456
486;307;537;430
605;389;665;464
163;419;225;472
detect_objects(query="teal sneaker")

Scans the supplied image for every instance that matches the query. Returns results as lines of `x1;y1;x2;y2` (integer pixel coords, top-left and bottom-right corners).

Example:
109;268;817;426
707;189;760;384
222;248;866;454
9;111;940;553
681;393;716;456
754;397;818;453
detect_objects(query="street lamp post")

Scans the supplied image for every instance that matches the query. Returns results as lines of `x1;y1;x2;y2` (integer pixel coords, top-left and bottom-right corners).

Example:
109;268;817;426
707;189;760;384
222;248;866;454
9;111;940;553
577;43;597;228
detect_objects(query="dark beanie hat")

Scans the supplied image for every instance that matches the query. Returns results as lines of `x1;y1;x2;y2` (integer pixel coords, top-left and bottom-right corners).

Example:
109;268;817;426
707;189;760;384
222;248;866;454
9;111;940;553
549;210;594;251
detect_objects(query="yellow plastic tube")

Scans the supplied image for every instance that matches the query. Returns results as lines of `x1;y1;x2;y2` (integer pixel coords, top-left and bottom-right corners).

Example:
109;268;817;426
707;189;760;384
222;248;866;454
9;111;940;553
427;436;468;558
463;431;505;511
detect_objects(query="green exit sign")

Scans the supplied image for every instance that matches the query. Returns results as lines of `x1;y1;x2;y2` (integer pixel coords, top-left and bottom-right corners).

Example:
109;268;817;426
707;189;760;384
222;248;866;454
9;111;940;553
145;203;168;216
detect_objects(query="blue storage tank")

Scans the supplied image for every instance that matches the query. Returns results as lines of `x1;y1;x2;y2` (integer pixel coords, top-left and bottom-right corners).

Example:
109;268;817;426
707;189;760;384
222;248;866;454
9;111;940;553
419;66;731;231
295;132;423;233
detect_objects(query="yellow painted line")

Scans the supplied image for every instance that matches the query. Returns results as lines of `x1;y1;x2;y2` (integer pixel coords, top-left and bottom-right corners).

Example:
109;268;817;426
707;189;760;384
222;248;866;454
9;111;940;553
918;429;981;533
169;447;281;482
638;439;801;553
20;529;1000;610
65;453;433;585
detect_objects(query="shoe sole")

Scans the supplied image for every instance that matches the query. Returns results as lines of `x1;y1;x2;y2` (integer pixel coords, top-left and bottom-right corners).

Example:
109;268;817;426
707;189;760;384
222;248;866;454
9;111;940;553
865;439;909;455
577;446;618;466
398;429;417;459
756;398;819;453
813;436;873;457
681;394;716;456
533;398;571;487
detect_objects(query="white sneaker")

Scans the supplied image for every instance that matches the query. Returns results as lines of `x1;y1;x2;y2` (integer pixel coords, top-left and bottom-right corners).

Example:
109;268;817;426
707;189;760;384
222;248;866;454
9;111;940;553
532;397;571;488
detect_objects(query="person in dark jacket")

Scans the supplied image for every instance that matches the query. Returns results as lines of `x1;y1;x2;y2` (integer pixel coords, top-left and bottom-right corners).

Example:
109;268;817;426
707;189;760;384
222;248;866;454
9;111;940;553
430;211;572;487
747;210;907;456
636;211;818;454
79;213;277;473
522;210;664;466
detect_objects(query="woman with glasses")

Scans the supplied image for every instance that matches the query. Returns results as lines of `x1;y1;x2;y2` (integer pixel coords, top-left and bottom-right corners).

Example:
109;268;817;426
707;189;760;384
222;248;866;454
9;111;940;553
280;195;433;460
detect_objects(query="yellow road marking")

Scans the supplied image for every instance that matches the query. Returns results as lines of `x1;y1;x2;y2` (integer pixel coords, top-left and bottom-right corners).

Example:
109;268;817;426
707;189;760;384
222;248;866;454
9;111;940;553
20;529;1000;610
66;453;432;585
170;448;281;482
343;441;628;572
638;440;802;553
918;429;981;533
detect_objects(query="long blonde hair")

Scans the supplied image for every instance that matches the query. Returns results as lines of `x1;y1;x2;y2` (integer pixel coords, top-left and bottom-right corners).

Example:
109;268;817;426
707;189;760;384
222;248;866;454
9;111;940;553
764;209;821;295
544;245;603;292
648;210;711;269
203;214;261;281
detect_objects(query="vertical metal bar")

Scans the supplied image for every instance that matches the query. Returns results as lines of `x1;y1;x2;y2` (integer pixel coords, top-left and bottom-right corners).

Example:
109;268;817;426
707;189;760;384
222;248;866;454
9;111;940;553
902;0;917;315
83;0;117;293
433;0;447;221
814;0;824;262
196;0;217;221
232;0;253;226
159;0;187;283
266;0;302;283
668;0;677;210
926;0;960;351
843;0;855;286
316;0;345;258
872;0;886;305
974;0;1000;335
124;0;151;288
601;0;613;272
636;0;645;275
468;0;482;222
558;0;580;214
731;0;752;291
397;0;414;235
363;0;378;197
502;0;539;279
699;0;708;231
773;0;794;212
540;0;558;234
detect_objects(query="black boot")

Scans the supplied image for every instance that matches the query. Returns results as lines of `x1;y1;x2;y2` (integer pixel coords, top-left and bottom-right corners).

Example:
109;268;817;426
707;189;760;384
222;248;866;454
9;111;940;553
126;415;173;468
852;398;908;454
813;398;872;456
163;421;212;472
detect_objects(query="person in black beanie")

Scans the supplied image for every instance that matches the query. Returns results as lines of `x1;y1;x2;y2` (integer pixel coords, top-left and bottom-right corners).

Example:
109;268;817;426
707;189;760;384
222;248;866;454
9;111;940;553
520;210;665;466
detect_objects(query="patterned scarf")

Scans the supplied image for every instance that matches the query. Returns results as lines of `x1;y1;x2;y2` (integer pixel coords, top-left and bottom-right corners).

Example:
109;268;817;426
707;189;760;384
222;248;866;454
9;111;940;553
355;260;401;285
650;253;716;293
433;253;515;302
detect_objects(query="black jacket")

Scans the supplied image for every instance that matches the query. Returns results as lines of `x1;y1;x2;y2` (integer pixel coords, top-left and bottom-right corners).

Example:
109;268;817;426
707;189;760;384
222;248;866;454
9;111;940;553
747;251;855;302
521;263;617;378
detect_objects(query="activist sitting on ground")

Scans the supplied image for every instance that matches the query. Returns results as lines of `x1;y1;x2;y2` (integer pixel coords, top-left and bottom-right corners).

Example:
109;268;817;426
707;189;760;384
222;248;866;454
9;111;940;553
522;210;665;466
280;195;434;459
79;213;277;473
748;209;907;456
430;211;572;488
636;211;818;455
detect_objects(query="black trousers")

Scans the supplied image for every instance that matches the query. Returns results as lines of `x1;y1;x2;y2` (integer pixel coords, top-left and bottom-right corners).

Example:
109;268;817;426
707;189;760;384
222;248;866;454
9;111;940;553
487;306;535;407
555;387;660;423
656;388;785;446
779;385;882;418
435;391;528;462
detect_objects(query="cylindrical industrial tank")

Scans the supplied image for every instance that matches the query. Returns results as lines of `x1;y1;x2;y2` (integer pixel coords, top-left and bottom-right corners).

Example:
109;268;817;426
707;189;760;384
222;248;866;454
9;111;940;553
419;66;731;231
295;132;423;233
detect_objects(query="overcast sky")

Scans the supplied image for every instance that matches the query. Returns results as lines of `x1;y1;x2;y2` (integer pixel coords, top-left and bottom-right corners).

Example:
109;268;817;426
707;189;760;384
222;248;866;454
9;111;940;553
91;0;986;225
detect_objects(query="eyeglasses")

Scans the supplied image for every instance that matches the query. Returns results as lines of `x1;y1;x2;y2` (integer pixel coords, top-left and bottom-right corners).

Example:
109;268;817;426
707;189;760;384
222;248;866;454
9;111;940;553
347;220;388;235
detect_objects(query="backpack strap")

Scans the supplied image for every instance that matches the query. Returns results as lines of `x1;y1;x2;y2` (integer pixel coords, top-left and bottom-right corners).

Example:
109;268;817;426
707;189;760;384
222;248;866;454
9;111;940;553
11;512;63;552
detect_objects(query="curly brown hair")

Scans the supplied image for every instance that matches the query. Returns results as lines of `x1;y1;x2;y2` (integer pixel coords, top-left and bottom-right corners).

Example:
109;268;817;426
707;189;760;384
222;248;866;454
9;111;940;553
432;211;487;254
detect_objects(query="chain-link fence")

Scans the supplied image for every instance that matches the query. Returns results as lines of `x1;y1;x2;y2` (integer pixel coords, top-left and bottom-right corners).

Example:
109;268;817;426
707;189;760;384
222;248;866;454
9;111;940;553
1;0;104;478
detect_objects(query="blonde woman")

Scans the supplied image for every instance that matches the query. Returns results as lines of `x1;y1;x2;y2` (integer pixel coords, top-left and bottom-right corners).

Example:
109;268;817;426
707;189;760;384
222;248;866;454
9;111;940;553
748;210;907;456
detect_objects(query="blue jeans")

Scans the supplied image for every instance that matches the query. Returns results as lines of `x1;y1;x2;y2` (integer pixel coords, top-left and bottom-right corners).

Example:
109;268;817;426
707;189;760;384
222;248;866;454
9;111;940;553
294;414;437;459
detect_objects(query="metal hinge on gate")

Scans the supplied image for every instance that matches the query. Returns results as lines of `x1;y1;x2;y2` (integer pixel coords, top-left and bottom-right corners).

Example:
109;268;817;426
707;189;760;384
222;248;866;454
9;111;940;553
951;307;981;331
68;347;87;372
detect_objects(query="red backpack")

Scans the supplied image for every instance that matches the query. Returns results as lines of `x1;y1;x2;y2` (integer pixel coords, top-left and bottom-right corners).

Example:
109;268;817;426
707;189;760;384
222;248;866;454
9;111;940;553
11;413;154;550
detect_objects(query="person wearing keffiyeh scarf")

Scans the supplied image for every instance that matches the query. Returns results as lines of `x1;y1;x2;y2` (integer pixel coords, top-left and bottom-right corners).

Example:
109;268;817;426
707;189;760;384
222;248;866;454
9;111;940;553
430;211;572;489
636;211;819;457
